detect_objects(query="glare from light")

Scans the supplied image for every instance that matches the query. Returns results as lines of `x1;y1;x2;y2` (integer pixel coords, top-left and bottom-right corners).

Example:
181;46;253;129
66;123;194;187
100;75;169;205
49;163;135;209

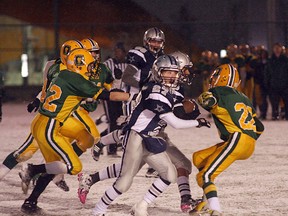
21;54;29;77
220;49;227;58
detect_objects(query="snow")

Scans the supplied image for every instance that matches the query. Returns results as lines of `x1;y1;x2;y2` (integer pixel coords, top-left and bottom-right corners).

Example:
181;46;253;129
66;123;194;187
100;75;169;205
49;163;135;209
0;102;288;216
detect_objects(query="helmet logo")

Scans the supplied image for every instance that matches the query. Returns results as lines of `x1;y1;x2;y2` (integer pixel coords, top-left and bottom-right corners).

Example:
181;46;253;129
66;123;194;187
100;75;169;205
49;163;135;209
75;55;84;66
63;45;71;55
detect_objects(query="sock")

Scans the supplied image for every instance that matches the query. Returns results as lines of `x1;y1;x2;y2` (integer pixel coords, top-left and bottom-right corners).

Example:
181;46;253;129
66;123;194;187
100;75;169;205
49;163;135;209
92;185;121;214
143;177;170;204
207;197;221;212
72;142;84;156
177;176;191;198
31;164;46;176
2;152;18;169
27;173;55;202
45;161;67;174
98;163;121;180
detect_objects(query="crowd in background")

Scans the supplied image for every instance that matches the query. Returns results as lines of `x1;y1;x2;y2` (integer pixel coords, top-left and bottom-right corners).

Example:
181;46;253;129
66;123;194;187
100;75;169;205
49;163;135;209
191;43;288;121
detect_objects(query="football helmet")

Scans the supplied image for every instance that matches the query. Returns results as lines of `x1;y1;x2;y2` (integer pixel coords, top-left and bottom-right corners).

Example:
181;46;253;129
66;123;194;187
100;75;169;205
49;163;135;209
60;40;84;65
143;27;165;55
81;38;101;62
170;51;194;85
151;54;180;88
209;64;241;89
66;48;97;80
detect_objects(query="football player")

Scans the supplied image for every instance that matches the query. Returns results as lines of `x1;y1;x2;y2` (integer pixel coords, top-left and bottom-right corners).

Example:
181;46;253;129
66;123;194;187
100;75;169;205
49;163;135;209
190;64;264;216
0;40;84;192
78;51;203;213
18;48;131;214
91;55;210;216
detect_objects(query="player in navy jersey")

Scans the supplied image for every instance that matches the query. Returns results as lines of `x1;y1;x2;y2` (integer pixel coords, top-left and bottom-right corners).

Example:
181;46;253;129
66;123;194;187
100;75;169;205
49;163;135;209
91;55;210;216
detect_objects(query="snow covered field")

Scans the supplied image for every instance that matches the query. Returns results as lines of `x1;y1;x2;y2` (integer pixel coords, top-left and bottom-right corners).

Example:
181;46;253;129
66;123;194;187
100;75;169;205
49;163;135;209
0;102;287;216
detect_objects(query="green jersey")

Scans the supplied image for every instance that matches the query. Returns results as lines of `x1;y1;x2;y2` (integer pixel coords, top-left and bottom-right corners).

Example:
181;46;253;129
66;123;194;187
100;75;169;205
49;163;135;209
203;86;263;141
39;70;103;123
80;63;114;112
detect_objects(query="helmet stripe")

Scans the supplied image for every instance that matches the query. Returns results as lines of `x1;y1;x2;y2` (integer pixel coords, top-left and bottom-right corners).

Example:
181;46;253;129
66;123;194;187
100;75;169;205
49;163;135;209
228;64;235;87
75;40;84;48
154;27;160;37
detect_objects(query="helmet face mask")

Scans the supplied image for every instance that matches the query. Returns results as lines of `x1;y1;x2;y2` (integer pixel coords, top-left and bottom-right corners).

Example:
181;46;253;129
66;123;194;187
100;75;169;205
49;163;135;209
143;27;165;55
209;64;241;89
151;55;180;89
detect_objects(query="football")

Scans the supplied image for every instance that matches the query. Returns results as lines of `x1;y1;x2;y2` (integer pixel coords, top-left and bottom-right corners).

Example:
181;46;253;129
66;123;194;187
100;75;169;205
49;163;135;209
182;99;196;113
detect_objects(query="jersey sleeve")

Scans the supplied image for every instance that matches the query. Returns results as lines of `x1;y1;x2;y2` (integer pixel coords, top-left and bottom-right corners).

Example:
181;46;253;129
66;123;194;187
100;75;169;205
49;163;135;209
126;47;147;69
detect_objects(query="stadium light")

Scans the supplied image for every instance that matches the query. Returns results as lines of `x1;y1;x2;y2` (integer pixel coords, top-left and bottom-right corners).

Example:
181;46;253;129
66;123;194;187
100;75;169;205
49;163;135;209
21;54;29;78
220;49;227;58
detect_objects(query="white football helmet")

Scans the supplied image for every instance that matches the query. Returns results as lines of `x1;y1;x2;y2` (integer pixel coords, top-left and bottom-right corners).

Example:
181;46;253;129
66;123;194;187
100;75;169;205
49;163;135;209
151;54;180;88
143;27;165;55
170;51;194;85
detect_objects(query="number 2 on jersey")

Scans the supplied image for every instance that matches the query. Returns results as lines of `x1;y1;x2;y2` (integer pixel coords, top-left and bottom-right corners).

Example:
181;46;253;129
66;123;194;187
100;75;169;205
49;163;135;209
43;84;62;112
234;102;256;132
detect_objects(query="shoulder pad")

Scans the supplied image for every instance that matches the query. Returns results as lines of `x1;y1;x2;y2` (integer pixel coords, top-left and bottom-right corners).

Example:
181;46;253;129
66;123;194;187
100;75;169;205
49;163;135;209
133;46;148;53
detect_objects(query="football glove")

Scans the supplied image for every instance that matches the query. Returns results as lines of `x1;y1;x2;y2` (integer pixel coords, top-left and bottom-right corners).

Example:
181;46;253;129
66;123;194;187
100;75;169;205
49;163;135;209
116;115;128;126
196;118;211;128
197;91;217;109
27;98;40;113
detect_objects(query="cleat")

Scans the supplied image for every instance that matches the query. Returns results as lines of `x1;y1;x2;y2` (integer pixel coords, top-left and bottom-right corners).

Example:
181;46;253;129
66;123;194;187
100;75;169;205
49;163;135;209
55;179;70;192
91;142;105;161
210;210;223;216
78;173;92;204
145;168;159;178
189;201;210;216
19;163;33;194
180;195;202;213
21;199;42;214
130;200;148;216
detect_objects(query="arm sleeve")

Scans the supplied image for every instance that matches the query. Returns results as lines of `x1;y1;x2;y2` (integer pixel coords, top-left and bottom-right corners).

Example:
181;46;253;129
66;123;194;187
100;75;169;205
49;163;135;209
160;112;199;129
121;64;139;88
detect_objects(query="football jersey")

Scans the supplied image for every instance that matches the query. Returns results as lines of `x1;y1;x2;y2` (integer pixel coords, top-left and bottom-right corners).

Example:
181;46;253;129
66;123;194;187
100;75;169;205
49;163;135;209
207;86;260;141
125;46;163;91
80;63;114;112
39;70;103;123
124;82;184;136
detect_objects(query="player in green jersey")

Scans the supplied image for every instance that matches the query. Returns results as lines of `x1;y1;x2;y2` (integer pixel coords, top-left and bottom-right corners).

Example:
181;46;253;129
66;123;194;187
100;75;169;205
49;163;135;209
190;64;264;216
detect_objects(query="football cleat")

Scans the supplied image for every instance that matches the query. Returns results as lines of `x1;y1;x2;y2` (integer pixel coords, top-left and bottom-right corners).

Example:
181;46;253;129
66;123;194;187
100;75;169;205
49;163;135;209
145;168;159;178
19;163;33;194
55;179;70;192
130;200;148;216
91;142;105;161
21;199;42;214
180;195;202;213
78;173;92;204
189;201;211;216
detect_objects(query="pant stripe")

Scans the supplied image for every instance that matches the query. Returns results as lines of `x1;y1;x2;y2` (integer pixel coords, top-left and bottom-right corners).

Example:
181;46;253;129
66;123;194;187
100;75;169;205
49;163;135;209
72;111;91;133
13;133;34;156
45;118;73;172
203;132;240;183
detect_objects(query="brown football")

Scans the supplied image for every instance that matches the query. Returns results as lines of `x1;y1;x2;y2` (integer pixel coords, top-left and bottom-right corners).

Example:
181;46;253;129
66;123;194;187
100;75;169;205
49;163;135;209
182;99;196;113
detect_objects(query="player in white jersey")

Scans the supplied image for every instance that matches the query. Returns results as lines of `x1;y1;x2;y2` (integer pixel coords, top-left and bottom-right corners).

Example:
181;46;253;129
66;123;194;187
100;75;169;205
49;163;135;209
90;55;210;216
79;51;203;212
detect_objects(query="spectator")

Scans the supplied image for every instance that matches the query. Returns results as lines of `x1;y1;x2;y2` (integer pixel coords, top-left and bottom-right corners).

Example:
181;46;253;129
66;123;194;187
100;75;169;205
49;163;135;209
264;43;288;120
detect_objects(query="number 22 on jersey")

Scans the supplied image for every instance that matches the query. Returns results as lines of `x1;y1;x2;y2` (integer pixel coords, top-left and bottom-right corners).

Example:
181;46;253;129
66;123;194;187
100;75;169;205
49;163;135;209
43;84;62;112
234;102;256;132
